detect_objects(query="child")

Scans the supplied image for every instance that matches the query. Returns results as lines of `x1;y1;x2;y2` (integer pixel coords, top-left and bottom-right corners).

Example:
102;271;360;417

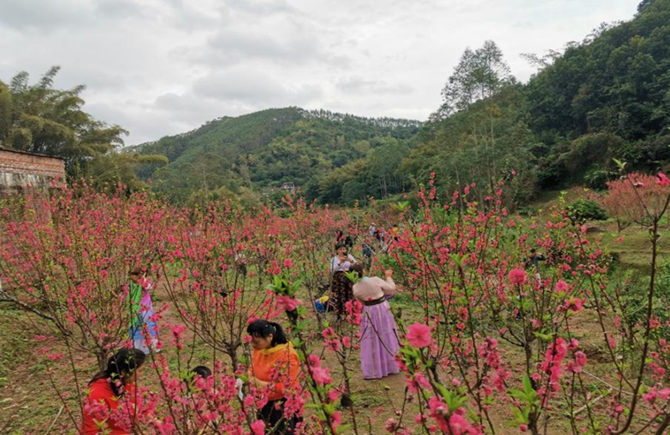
128;268;159;354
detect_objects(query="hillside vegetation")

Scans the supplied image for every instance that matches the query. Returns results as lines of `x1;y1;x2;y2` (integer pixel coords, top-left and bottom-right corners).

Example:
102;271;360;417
2;1;667;207
135;108;421;205
133;0;670;207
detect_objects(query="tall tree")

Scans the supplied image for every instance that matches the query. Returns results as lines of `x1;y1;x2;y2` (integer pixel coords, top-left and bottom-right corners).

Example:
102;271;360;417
1;67;166;189
418;41;528;202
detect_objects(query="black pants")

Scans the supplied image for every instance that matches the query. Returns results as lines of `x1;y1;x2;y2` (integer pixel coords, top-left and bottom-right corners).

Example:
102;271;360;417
259;399;301;434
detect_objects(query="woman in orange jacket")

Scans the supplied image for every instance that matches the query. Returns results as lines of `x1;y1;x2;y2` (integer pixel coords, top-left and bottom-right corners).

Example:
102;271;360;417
247;320;301;434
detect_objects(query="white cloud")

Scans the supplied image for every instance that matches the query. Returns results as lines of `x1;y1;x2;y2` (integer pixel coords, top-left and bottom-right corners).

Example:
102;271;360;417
0;0;642;145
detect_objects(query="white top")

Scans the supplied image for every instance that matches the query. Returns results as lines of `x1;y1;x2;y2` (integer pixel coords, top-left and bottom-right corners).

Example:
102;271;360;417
353;276;396;301
330;254;356;272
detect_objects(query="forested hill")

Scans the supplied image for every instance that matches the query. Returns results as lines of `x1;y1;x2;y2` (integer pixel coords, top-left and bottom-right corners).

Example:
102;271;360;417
135;0;670;208
134;107;422;204
401;0;670;207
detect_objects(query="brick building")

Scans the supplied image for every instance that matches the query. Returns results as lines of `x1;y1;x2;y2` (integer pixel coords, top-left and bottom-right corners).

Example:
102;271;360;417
0;148;66;195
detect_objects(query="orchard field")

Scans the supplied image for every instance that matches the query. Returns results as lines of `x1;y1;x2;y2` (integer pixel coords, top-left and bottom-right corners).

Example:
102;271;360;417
1;174;670;435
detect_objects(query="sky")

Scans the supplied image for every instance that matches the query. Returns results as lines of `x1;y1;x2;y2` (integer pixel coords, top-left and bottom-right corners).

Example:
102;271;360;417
0;0;642;146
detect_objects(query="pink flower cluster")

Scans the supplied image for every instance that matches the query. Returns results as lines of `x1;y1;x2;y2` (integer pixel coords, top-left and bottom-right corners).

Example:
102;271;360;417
509;268;527;285
428;398;481;435
307;354;332;386
406;322;432;348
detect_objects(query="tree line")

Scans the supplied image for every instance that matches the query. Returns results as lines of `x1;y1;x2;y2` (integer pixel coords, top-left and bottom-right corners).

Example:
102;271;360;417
1;0;668;207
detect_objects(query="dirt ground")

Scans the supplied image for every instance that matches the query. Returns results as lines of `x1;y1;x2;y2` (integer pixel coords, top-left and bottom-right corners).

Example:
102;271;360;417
0;270;655;434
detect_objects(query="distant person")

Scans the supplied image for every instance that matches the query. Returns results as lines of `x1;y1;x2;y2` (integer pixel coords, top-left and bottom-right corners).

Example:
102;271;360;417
247;320;301;434
329;243;357;320
128;268;159;354
235;251;248;277
391;224;400;242
374;228;388;254
187;365;212;387
334;229;354;250
81;348;146;435
350;264;400;379
368;223;377;236
361;241;374;271
524;248;546;281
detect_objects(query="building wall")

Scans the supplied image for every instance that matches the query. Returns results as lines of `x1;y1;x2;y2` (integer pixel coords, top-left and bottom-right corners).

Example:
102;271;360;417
0;149;65;191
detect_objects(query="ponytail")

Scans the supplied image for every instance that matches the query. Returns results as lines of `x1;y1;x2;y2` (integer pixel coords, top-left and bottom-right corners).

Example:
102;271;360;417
90;348;146;397
247;319;289;347
268;322;288;346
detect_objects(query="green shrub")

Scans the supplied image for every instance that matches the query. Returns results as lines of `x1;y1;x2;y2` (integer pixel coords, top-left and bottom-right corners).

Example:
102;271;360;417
565;199;608;224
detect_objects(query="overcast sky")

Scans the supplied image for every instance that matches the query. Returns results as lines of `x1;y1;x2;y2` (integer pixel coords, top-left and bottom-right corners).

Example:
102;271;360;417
0;0;642;145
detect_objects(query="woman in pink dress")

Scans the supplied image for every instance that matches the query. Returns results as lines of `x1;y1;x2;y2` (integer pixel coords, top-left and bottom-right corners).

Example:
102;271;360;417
350;264;400;380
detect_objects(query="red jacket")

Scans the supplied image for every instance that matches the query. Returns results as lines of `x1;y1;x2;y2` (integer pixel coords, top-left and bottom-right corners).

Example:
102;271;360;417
81;378;135;435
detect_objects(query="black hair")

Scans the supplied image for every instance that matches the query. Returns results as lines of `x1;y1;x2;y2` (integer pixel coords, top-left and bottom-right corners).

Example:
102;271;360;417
334;243;347;252
530;248;537;253
190;365;212;379
350;263;364;279
90;348;146;397
246;319;288;347
185;365;212;392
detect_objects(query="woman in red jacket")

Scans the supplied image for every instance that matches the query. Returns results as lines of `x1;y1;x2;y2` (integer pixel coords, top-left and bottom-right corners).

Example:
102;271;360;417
81;348;146;435
247;320;301;434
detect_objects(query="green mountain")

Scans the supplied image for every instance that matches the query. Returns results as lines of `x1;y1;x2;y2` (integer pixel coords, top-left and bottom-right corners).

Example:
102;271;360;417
135;107;422;204
137;0;670;208
400;0;670;207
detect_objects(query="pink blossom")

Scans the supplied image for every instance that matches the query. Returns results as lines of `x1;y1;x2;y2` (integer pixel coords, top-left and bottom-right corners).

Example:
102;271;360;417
307;354;321;368
574;351;587;367
330;411;342;430
407;323;432;348
567;361;582;374
643;389;657;404
345;300;363;325
341;336;351;348
283;259;294;268
269;260;281;275
555;280;569;293
508;268;527;285
568;339;579;351
385;418;400;432
47;353;65;361
657;172;670;187
448;412;474;435
321;327;336;339
276;295;301;312
311;366;332;386
250;420;266;435
327;389;341;403
409;373;431;392
171;325;187;340
562;297;584;313
428;397;449;432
